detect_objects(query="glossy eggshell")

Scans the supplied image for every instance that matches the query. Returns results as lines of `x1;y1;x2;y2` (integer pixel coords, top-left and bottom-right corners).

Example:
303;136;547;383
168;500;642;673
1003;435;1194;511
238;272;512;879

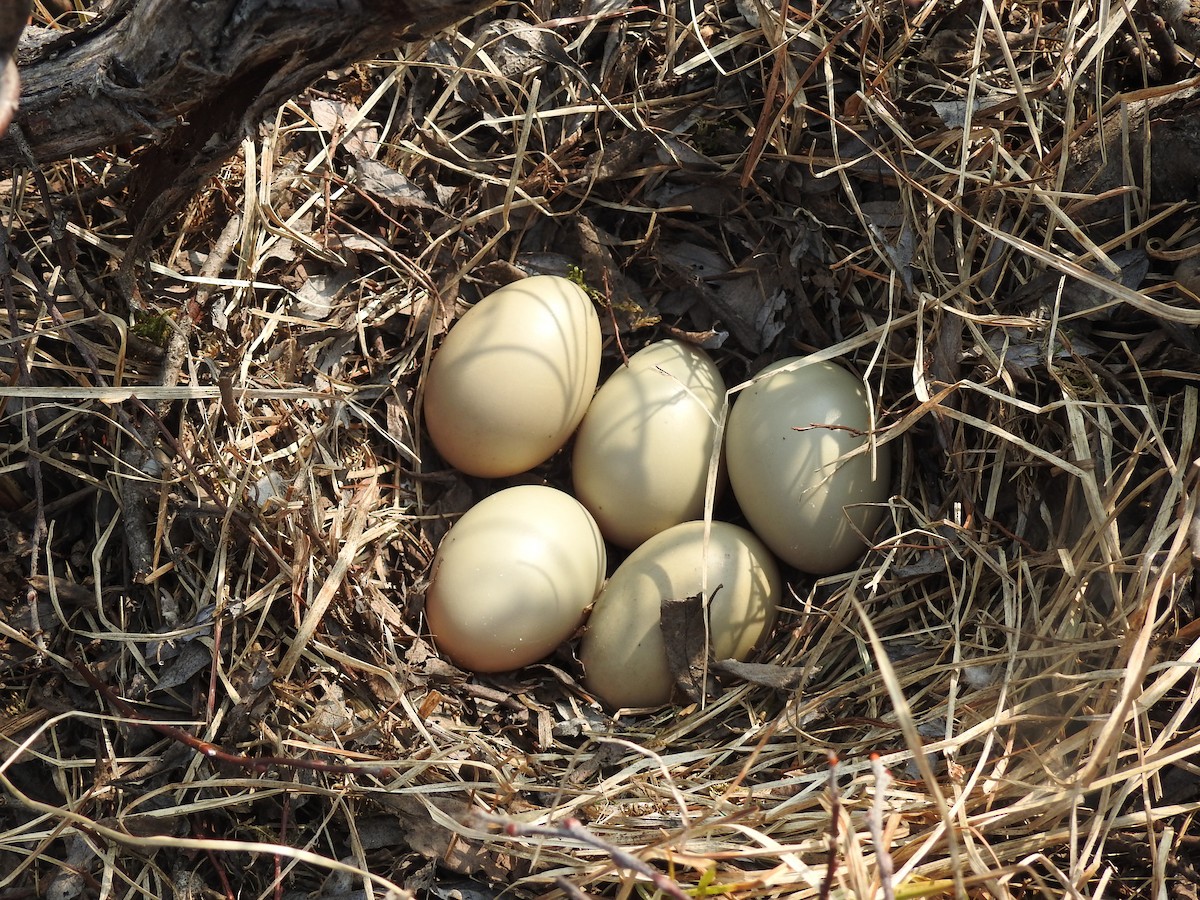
581;520;780;709
572;340;726;549
725;359;890;574
423;275;602;477
425;485;606;673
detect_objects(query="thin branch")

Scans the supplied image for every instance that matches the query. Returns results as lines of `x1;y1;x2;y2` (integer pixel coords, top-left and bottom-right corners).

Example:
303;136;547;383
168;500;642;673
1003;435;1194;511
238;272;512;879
489;816;690;900
0;215;46;656
820;752;841;900
869;753;896;900
71;655;392;779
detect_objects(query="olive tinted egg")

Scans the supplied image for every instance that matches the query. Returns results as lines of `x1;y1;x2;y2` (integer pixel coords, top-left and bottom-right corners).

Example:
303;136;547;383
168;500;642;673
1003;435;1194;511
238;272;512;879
725;359;890;574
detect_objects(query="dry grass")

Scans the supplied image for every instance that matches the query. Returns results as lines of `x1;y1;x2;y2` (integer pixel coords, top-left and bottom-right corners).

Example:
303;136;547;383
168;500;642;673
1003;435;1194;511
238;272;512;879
0;0;1198;897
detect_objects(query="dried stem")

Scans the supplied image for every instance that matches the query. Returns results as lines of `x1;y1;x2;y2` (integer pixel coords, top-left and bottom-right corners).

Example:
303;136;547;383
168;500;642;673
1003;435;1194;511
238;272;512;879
71;655;390;779
869;753;896;900
492;816;690;900
820;752;842;900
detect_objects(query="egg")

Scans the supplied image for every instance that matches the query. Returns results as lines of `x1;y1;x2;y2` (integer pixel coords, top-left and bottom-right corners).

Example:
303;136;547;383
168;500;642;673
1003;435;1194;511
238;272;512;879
572;340;726;549
423;275;602;477
425;485;606;673
581;520;780;709
725;358;890;574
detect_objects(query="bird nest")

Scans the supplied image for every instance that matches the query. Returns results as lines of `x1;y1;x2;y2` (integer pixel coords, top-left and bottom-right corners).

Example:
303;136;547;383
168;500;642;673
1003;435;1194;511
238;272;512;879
1;0;1198;897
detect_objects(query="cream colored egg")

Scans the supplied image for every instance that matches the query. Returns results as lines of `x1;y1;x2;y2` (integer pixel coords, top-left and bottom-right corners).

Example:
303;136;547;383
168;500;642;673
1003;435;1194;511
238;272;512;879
581;520;780;709
425;485;606;673
572;340;726;549
726;359;890;574
423;275;602;477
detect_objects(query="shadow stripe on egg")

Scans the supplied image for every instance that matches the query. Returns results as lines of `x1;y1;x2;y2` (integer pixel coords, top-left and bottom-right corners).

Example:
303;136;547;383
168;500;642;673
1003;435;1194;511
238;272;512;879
423;275;602;478
425;485;607;673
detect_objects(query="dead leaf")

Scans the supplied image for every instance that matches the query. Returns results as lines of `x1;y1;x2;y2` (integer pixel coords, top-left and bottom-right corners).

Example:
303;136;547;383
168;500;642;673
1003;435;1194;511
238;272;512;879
714;276;788;350
144;601;233;663
27;574;92;606
583;131;654;181
890;550;949;578
647;179;740;216
736;0;780;28
714;658;807;691
356;815;412;850
46;835;90;900
150;641;211;694
379;794;510;879
354;158;442;212
325;232;390;254
659;241;731;281
309;97;379;158
1014;248;1149;320
407;637;469;683
660;591;711;703
659;243;790;351
302;680;354;737
221;655;277;747
427;879;503;900
967;329;1036;381
929;95;1000;129
663;325;729;350
655;135;722;170
291;269;355;321
471;19;572;79
861;202;916;294
929;309;963;388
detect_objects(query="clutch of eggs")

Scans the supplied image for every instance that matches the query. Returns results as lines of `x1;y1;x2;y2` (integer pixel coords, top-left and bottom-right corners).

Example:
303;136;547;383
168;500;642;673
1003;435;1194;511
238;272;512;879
419;276;892;695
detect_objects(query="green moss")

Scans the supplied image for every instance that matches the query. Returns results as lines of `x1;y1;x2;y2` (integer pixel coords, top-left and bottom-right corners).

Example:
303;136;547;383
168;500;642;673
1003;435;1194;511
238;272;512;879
130;313;173;347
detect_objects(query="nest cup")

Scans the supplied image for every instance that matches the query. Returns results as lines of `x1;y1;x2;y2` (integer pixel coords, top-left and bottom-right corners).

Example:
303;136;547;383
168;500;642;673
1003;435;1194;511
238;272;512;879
2;1;1198;898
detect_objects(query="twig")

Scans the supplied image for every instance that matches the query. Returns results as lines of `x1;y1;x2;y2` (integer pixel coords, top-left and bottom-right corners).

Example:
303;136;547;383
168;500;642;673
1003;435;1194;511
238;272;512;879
122;211;244;580
198;821;237;900
819;752;841;900
491;816;690;900
868;753;896;900
599;267;630;366
275;792;291;900
554;876;596;900
739;0;791;189
0;220;48;656
71;655;391;779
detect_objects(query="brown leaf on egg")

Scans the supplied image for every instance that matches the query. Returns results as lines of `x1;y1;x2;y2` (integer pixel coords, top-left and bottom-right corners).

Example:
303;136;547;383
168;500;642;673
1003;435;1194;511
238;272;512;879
662;325;728;350
660;590;713;703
